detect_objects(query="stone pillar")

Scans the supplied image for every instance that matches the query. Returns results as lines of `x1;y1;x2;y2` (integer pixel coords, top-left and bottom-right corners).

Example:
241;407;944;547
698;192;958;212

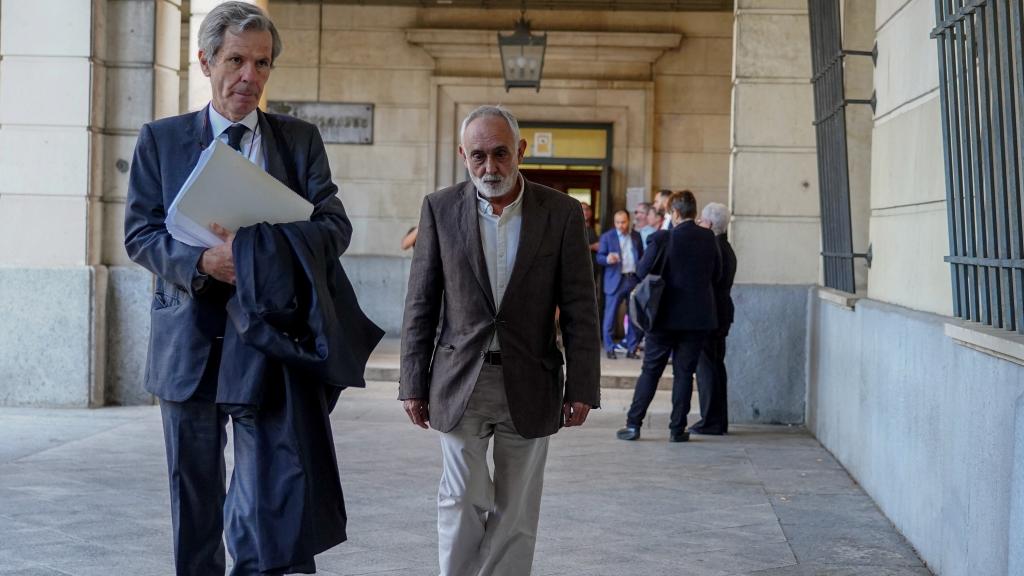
729;0;819;284
0;0;108;406
103;0;182;405
188;0;270;111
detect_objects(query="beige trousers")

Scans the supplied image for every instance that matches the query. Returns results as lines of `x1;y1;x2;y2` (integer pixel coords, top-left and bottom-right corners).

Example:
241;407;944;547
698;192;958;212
437;364;550;576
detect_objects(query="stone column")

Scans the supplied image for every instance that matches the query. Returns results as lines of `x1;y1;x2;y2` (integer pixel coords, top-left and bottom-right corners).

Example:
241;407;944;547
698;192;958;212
0;0;109;406
729;0;819;285
188;0;270;111
103;0;182;405
722;0;818;425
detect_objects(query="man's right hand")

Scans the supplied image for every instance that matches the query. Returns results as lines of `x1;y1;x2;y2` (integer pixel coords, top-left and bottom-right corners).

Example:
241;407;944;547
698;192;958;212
198;223;236;285
403;399;430;429
607;252;621;265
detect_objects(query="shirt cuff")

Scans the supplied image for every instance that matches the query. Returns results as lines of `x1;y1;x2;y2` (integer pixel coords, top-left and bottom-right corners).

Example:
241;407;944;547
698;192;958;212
191;266;210;294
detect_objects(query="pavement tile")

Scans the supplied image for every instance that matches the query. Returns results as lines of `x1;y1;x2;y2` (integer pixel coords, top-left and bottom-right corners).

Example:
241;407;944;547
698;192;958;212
0;385;931;575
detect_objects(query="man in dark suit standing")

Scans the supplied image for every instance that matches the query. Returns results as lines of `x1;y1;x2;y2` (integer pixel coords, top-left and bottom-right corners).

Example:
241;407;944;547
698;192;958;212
597;210;644;359
124;3;358;573
691;202;738;435
616;191;721;442
400;105;600;576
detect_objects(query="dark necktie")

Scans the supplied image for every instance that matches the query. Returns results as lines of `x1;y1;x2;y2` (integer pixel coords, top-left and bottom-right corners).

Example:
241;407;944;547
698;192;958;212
225;123;249;153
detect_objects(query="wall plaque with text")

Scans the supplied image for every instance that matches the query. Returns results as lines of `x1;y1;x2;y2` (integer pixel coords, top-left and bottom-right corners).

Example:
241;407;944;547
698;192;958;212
266;101;374;145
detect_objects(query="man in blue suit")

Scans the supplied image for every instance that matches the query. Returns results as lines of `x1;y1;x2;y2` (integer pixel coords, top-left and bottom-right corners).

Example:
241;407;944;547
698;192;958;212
597;209;644;359
124;3;357;574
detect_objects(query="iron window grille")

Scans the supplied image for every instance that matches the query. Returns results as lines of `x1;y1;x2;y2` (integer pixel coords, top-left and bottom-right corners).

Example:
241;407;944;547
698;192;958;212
808;0;874;294
932;0;1024;332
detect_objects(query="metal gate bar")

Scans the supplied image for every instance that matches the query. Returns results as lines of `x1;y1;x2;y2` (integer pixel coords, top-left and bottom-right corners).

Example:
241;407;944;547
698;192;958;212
932;0;1024;333
808;0;858;294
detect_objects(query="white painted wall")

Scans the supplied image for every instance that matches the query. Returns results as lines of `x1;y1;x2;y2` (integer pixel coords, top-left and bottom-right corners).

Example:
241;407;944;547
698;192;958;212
866;0;951;316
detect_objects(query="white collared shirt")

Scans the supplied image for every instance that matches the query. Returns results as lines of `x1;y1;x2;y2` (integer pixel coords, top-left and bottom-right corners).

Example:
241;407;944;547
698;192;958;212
477;173;525;351
208;104;265;170
618;231;636;274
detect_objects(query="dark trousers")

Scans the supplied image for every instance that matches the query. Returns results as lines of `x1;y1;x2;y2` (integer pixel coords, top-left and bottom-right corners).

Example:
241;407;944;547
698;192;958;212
602;274;640;352
626;330;707;433
160;378;264;575
693;333;729;434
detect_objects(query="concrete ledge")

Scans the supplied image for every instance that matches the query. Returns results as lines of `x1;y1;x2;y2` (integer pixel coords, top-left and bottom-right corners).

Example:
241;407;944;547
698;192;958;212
728;283;810;424
106;267;154;406
816;286;860;310
810;297;1024;575
0;267;103;407
946;320;1024;367
342;254;410;337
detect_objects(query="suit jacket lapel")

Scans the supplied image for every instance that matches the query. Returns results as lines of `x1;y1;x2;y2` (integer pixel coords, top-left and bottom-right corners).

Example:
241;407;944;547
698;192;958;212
500;180;548;313
181;106;212;177
257;110;291;187
459;182;497;313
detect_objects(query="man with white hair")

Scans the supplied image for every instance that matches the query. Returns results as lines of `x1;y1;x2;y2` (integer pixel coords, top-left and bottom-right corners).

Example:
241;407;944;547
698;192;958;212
401;105;601;575
691;202;738;435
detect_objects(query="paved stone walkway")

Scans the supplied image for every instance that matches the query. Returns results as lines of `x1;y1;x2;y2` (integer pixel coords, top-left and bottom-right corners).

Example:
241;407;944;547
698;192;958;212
0;385;931;576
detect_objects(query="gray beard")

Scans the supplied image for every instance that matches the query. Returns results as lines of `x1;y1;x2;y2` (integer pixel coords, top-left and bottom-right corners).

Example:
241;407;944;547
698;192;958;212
471;170;518;199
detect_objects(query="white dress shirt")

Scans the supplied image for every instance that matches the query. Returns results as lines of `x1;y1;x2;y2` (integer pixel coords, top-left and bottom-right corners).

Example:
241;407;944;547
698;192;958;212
618;231;637;274
208;104;265;170
477;174;525;351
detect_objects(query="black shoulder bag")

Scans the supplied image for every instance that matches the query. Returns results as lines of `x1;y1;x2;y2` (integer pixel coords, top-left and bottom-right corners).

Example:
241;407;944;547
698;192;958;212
629;239;669;333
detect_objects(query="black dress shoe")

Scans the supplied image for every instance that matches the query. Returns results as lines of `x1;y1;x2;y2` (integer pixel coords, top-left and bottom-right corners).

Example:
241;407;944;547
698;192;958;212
606;351;618;360
616;426;640;441
670;431;690;443
625;350;640;359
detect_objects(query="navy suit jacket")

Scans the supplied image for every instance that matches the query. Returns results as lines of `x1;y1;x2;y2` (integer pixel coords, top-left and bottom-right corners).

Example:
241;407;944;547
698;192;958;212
124;106;352;402
596;229;644;295
638;221;722;332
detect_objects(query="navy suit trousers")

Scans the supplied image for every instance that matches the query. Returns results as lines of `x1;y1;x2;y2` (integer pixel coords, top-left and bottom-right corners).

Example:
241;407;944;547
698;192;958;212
626;330;707;433
602;274;640;352
158;341;302;576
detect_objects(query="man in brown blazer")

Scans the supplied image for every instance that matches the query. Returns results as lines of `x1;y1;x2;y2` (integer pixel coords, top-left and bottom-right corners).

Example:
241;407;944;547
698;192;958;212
400;105;601;576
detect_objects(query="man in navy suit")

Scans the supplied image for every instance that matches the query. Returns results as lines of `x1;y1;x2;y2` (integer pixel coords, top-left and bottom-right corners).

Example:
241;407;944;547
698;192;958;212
124;3;354;573
597;210;644;359
616;191;721;442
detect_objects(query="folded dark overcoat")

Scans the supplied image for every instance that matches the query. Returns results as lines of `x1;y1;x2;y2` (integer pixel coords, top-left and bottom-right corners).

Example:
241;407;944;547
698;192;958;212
219;220;384;574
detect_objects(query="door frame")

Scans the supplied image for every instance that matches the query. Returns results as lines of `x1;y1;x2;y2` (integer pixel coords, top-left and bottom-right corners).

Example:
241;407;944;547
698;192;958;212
518;121;614;231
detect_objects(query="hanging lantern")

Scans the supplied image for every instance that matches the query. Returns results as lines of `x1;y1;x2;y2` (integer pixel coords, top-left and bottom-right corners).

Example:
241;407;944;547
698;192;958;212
497;13;547;92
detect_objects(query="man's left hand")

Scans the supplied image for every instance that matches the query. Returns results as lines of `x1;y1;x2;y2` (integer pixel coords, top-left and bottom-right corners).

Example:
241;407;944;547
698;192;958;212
562;402;591;427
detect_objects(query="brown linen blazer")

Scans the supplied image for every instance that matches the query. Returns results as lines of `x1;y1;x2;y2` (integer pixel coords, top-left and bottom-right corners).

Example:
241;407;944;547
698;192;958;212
400;179;601;438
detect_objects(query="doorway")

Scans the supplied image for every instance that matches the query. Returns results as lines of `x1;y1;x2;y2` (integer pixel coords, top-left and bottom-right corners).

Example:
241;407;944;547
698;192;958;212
518;123;613;233
519;167;603;220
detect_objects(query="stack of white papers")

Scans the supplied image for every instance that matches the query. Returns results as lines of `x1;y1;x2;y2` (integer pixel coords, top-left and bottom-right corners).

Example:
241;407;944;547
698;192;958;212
166;139;314;248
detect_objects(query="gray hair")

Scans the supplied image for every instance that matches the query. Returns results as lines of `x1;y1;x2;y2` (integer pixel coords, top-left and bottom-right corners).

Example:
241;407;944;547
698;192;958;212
701;202;730;235
460;105;521;145
199;2;282;65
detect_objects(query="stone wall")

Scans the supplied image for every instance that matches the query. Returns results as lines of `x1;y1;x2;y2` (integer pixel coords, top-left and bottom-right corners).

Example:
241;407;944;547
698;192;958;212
263;2;735;334
808;295;1024;576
